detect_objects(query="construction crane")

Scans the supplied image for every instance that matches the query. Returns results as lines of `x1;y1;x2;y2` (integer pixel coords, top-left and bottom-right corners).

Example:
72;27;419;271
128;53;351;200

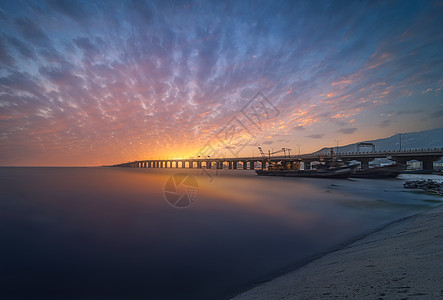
259;147;292;159
282;148;292;159
258;147;268;160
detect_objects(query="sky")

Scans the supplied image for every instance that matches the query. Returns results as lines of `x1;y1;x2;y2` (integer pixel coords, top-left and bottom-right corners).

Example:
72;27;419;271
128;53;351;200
0;0;442;166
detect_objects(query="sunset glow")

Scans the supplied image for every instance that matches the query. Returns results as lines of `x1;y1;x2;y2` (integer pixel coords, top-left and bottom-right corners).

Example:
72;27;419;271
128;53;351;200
1;1;442;166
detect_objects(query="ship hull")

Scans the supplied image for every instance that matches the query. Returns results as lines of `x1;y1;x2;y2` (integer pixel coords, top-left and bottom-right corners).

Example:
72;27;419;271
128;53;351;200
255;165;357;179
351;164;405;179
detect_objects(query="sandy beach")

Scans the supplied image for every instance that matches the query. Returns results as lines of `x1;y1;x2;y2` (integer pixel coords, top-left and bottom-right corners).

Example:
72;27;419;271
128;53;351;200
233;205;443;299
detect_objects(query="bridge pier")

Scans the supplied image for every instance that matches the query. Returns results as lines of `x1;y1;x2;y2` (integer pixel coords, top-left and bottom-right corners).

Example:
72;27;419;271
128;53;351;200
249;161;254;170
357;158;374;170
217;161;223;169
418;156;440;171
197;161;202;168
229;161;232;169
206;161;212;169
243;161;247;170
233;161;237;169
422;159;434;171
304;161;311;170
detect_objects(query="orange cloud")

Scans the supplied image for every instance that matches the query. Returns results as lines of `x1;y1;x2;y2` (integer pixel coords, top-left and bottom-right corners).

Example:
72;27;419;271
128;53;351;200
331;80;352;86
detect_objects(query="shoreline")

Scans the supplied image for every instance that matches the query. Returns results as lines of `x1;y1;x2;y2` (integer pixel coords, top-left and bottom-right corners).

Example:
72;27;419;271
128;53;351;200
232;204;443;299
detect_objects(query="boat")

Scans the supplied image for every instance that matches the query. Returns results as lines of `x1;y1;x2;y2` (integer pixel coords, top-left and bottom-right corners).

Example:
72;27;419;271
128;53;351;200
350;164;405;179
255;164;358;179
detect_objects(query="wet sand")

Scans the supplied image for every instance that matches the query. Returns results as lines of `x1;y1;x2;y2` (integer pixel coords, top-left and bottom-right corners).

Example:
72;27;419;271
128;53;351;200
233;205;443;299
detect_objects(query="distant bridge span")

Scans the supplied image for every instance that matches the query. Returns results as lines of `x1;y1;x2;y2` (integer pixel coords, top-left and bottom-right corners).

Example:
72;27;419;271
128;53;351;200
111;148;443;171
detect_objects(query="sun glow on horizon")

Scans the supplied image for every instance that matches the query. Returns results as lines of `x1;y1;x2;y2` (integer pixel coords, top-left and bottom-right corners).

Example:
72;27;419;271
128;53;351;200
0;1;442;166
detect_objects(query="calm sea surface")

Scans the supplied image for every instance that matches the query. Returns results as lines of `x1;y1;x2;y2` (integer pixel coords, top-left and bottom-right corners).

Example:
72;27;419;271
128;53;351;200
0;167;440;299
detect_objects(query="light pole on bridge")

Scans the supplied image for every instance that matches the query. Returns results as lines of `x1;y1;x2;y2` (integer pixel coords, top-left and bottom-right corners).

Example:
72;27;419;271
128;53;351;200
296;144;301;155
333;140;341;162
395;132;403;151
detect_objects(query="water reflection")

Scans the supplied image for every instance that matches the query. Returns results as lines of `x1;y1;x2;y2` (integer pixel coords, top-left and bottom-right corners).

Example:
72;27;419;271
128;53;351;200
0;167;439;299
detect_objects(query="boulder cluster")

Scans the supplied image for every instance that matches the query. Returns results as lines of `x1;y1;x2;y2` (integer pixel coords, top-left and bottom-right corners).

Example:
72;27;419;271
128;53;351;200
403;179;443;195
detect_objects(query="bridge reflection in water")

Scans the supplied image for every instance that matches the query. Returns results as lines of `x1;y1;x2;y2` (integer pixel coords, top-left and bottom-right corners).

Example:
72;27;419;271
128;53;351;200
112;148;443;172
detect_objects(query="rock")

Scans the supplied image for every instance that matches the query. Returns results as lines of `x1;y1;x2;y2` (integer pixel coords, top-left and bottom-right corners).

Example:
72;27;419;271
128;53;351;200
403;180;443;195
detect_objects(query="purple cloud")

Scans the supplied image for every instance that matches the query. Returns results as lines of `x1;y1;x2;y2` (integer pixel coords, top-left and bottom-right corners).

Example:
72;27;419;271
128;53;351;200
338;127;357;134
306;134;324;139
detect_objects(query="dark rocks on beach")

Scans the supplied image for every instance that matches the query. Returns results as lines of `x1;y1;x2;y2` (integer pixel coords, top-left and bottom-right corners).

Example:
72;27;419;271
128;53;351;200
403;179;443;195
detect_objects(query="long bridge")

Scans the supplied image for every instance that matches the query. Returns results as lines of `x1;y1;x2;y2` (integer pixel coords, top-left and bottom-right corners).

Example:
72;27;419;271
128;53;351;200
112;147;443;171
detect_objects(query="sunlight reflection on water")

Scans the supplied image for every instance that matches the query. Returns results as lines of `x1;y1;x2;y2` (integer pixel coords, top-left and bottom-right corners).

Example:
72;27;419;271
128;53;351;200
0;167;440;299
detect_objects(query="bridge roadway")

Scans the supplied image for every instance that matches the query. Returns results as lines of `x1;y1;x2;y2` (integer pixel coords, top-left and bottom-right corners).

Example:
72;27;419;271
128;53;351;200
112;147;443;171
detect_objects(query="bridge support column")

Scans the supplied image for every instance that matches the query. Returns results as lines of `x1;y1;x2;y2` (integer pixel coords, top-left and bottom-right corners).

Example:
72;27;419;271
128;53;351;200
197;161;202;168
249;161;254;170
217;161;222;169
243;161;247;170
206;161;212;169
233;161;237;169
229;161;232;169
189;161;193;168
262;160;266;170
357;158;373;170
421;158;437;171
304;161;310;170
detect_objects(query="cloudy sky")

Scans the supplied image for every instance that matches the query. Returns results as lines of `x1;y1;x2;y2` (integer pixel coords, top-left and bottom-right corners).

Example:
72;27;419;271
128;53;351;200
1;0;442;166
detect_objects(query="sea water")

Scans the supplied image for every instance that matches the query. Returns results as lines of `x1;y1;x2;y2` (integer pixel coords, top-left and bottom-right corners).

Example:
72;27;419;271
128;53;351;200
0;167;441;299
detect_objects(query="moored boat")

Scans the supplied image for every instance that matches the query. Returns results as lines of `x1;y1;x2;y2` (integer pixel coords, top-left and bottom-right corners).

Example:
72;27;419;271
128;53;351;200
255;164;358;179
351;164;405;179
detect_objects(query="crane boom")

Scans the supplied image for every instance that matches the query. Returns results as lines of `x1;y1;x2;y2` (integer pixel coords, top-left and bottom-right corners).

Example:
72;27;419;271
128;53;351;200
257;147;268;160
